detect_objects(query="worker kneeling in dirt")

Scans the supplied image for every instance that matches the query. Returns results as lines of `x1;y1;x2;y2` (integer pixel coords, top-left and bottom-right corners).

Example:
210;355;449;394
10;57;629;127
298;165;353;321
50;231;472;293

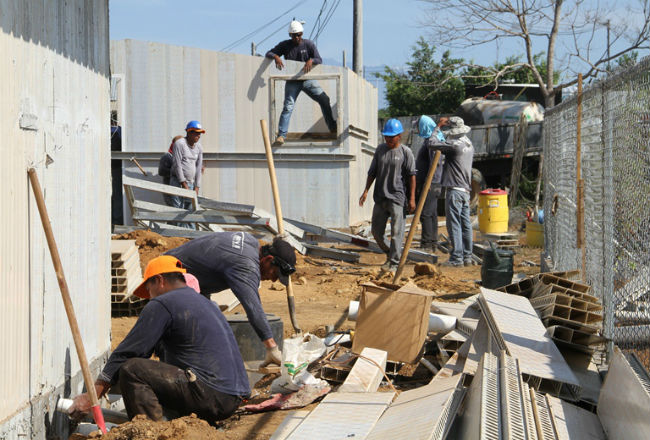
70;256;250;424
165;232;297;368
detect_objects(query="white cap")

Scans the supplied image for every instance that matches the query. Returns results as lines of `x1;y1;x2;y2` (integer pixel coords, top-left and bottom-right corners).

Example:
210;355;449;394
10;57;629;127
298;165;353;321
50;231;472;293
288;20;304;34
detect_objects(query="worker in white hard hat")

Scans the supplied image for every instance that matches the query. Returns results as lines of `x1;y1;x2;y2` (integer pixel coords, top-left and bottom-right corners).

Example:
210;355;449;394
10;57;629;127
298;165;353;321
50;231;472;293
265;20;337;145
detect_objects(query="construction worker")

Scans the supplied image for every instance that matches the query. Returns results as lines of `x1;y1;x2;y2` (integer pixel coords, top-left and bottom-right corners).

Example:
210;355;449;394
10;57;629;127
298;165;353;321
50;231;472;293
425;116;476;267
266;20;337;145
416;115;446;253
69;256;249;424
165;232;297;367
359;119;416;273
169;121;204;210
158;135;184;206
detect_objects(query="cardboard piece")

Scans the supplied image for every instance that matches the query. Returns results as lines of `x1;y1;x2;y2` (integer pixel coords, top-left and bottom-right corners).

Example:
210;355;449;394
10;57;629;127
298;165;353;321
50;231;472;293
352;282;434;363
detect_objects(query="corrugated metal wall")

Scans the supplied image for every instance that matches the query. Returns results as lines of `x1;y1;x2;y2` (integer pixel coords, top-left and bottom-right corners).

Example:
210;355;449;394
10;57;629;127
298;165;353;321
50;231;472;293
0;0;111;429
110;40;378;227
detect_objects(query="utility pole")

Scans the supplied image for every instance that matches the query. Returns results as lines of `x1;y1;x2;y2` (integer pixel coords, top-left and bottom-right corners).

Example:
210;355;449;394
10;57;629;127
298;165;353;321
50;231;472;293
251;42;256;56
342;50;347;69
353;0;363;76
606;20;611;73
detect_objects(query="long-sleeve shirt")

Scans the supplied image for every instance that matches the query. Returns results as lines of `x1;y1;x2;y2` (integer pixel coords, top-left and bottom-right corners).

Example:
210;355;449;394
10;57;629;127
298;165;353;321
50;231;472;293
98;287;250;397
424;135;474;191
165;232;273;341
171;137;203;188
266;39;322;64
367;143;416;206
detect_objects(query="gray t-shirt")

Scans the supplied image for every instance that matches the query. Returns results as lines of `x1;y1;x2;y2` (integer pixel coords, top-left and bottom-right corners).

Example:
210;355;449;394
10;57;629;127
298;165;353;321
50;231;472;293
172;138;203;188
368;143;416;206
425;135;474;191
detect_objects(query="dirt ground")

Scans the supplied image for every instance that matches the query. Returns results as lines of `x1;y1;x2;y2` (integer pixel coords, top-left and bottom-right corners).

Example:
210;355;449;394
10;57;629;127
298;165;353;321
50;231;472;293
85;225;541;439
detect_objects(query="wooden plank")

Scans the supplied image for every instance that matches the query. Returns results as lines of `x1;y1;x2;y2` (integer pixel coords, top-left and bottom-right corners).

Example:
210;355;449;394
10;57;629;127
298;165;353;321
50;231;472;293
269;411;310;440
338;348;387;393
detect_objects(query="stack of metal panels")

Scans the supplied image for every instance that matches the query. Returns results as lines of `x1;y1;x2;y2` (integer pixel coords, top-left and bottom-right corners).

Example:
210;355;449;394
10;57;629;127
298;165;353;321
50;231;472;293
110;240;146;316
477;289;580;398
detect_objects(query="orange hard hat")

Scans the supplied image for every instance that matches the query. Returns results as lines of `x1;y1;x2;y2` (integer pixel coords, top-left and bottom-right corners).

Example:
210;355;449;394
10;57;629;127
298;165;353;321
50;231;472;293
133;255;186;299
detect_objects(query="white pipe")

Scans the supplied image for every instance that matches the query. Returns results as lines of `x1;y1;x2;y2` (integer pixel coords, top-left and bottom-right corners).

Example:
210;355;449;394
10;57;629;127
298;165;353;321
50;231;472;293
348;301;457;333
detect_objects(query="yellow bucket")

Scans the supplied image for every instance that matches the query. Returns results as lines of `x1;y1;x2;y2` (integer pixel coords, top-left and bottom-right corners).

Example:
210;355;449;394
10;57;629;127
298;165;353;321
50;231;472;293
526;222;544;247
478;189;509;233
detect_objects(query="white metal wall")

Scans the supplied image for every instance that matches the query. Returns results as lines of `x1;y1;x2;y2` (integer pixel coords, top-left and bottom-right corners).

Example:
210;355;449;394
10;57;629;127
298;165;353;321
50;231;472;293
0;0;111;429
111;39;378;227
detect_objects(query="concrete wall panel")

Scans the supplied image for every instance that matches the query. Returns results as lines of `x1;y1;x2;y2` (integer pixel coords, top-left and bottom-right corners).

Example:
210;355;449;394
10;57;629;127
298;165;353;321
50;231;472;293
0;1;111;435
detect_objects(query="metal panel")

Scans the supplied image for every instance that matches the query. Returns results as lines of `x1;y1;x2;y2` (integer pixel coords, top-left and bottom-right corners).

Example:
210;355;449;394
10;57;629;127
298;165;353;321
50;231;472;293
366;374;464;440
286;392;394;440
598;346;650;439
1;0;111;431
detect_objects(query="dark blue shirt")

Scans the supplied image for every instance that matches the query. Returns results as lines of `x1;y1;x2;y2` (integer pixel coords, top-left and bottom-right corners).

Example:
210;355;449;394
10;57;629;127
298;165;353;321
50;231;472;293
266;39;322;64
415;141;444;188
99;287;250;397
166;232;273;341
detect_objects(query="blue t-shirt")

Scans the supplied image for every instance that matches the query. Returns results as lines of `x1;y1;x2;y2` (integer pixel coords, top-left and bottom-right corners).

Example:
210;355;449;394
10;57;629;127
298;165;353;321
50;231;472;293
99;287;250;397
266;39;323;64
166;232;273;341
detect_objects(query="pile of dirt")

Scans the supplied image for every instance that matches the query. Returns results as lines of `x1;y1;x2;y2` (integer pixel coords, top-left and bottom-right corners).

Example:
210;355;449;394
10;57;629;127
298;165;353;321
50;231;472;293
84;415;229;440
112;231;190;270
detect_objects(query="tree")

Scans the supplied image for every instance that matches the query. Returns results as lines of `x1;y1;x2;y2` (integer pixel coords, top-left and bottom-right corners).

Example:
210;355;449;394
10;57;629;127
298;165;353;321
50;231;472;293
462;53;559;86
377;37;466;117
420;0;650;107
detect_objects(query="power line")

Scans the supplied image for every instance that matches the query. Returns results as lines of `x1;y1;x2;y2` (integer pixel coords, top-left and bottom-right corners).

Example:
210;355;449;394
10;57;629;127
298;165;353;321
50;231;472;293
221;0;306;52
313;0;342;43
257;20;292;47
310;0;329;40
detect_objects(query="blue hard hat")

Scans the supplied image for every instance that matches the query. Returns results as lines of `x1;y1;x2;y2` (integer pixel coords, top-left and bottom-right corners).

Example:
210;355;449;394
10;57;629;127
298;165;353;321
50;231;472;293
382;119;403;136
185;120;205;133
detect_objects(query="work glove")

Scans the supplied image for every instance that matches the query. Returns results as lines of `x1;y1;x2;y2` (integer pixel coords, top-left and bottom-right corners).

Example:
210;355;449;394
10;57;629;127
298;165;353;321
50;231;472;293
259;346;282;368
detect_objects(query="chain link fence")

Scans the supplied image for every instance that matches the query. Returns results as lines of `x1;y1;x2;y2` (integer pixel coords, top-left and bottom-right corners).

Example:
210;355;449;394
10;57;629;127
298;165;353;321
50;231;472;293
544;57;650;368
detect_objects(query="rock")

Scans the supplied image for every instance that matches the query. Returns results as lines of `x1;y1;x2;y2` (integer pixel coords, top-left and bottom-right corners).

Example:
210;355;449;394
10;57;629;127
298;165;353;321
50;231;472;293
298;276;308;286
270;283;284;291
414;262;440;276
336;288;351;295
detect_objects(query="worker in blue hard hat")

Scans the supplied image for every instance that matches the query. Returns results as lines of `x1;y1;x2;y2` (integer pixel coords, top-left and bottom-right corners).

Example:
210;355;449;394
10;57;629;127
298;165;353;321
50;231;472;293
359;118;416;273
169;121;205;214
265;20;337;145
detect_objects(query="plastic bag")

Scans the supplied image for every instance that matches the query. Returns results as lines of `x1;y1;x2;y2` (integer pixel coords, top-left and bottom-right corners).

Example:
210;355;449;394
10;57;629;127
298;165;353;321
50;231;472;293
271;333;326;394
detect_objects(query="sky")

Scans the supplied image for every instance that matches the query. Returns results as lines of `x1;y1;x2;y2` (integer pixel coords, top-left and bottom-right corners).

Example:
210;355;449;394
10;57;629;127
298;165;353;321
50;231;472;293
109;0;647;106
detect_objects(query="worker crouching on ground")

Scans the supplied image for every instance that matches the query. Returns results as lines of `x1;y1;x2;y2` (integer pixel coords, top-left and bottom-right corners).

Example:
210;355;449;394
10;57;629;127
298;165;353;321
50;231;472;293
69;256;250;424
416;115;446;254
359;118;416;273
165;232;297;367
425;116;476;267
169;121;204;210
266;20;337;145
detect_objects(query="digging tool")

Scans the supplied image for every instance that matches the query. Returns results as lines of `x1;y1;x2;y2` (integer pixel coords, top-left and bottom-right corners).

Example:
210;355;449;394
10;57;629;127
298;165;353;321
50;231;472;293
393;150;442;283
130;156;147;176
27;168;107;434
260;120;301;334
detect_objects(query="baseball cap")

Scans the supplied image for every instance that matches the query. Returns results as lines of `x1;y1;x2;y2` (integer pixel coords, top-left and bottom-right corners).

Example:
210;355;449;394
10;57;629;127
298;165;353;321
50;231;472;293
267;236;297;286
133;255;186;299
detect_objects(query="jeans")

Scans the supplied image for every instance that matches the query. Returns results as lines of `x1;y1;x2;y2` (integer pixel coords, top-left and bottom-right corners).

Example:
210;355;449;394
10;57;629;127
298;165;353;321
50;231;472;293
119;358;242;424
371;200;405;266
169;175;194;210
278;80;336;137
418;185;442;248
445;189;473;263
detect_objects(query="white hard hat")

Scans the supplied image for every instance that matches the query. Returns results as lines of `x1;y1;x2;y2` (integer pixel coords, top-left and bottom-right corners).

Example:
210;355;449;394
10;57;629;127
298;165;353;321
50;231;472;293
288;20;304;34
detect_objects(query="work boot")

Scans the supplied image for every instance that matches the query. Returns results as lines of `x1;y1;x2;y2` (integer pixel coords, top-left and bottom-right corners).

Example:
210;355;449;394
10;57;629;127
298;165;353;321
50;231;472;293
440;260;463;268
275;136;285;145
464;259;477;267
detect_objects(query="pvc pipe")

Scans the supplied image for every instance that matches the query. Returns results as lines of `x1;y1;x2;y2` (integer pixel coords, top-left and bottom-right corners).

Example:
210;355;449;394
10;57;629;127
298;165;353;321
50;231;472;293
348;301;457;333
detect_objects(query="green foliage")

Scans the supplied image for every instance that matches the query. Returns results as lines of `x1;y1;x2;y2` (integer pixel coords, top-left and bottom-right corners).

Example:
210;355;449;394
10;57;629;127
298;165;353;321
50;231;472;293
614;51;639;71
462;53;559;85
377;37;466;117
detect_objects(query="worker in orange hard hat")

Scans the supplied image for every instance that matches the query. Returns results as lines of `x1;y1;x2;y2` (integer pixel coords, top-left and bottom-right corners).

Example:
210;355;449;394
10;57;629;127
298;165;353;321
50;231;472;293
69;255;249;425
